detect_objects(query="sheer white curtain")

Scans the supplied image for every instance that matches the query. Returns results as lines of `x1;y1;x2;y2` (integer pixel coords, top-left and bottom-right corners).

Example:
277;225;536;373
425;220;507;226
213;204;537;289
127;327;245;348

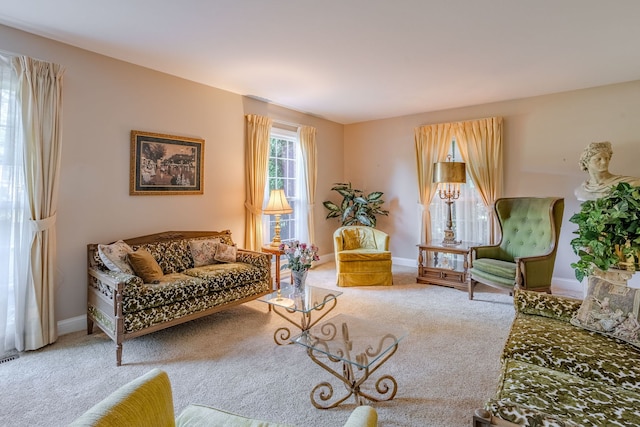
0;54;28;353
298;125;317;246
429;143;489;245
13;56;65;350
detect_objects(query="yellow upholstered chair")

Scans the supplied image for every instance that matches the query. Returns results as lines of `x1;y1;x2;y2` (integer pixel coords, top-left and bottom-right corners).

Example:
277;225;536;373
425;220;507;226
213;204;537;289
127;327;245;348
333;226;393;287
468;197;564;300
70;369;378;427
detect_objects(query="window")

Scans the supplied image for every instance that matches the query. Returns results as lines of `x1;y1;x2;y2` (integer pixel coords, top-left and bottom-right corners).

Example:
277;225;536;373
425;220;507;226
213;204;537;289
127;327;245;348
430;140;489;245
263;127;308;244
0;54;26;352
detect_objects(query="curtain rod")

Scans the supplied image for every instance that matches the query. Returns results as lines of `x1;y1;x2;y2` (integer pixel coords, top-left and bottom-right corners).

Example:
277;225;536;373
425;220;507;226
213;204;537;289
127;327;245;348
417;116;503;128
272;119;302;129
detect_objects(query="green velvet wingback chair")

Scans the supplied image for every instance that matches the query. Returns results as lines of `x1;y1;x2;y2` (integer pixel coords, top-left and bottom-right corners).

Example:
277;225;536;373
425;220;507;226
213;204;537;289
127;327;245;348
333;226;393;287
468;197;564;300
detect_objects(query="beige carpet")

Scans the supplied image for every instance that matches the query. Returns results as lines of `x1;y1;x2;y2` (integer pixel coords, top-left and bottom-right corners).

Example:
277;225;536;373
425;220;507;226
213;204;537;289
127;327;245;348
0;263;515;426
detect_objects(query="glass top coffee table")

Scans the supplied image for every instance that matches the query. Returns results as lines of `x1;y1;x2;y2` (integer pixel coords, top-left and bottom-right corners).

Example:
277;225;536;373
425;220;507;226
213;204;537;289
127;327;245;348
258;284;342;345
291;313;408;409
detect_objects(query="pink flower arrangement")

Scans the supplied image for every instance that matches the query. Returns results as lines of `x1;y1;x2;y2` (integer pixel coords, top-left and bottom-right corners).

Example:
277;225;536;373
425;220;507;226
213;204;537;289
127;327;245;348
278;240;320;272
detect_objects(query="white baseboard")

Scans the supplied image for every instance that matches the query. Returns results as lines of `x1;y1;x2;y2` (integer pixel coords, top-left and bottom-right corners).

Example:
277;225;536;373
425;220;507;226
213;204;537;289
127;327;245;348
392;257;416;267
58;315;86;336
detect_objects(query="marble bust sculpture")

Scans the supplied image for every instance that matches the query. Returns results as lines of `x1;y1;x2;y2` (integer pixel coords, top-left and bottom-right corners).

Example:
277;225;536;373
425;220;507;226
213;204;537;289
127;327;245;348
575;141;640;201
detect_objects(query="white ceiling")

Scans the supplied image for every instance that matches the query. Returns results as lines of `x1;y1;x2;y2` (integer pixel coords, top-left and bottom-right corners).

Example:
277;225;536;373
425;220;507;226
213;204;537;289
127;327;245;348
1;0;640;124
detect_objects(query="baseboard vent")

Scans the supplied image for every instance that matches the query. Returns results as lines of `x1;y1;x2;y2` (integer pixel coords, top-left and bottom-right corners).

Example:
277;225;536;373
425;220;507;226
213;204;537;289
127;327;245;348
0;353;19;364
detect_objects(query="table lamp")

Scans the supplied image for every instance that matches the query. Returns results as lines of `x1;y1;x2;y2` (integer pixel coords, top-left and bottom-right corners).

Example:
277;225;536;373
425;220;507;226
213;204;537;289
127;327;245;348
433;156;466;246
264;188;293;247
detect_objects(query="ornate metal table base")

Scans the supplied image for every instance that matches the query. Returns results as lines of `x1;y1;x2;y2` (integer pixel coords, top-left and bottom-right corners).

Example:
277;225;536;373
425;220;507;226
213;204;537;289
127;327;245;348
299;320;402;409
307;340;399;409
270;293;339;345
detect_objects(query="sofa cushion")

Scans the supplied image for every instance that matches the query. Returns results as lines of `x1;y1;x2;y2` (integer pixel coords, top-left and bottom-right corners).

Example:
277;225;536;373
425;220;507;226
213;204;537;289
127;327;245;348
571;276;640;348
514;288;582;322
98;240;135;275
503;312;640;392
122;262;268;314
493;359;640;426
184;263;266;292
188;238;221;267
485;398;581;427
128;249;165;283
122;273;209;314
125;281;269;333
177;404;292;427
471;258;516;279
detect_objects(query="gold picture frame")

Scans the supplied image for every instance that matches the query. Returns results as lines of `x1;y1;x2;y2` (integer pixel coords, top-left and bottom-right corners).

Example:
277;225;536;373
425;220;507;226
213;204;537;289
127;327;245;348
130;130;204;195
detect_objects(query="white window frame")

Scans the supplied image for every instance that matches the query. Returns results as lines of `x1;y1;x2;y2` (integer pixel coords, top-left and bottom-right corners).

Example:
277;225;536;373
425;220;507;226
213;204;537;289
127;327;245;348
263;127;308;244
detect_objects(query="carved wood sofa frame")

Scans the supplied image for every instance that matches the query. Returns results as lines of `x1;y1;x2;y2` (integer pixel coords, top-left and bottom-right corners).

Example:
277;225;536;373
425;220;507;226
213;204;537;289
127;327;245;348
86;230;272;366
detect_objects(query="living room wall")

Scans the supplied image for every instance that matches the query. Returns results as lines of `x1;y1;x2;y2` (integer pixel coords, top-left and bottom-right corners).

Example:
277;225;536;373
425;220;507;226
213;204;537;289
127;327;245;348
4;21;640;331
0;24;344;327
344;80;640;292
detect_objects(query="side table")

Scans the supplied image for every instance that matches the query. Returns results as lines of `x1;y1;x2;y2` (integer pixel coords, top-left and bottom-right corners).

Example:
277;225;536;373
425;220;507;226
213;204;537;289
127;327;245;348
261;244;286;290
416;241;475;291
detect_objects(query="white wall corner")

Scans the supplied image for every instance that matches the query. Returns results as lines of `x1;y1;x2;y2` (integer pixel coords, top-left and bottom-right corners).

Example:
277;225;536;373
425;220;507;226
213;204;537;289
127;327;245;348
58;315;86;336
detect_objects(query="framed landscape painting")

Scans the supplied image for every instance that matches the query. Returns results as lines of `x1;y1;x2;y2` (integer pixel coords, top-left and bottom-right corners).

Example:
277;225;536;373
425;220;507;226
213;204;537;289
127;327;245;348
130;130;204;195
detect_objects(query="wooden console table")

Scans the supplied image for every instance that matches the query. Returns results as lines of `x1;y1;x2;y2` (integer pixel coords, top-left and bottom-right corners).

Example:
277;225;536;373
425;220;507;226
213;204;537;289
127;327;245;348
416;241;475;291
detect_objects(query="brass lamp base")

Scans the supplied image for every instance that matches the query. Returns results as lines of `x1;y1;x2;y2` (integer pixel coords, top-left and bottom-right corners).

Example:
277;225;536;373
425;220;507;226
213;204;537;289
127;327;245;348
442;229;461;246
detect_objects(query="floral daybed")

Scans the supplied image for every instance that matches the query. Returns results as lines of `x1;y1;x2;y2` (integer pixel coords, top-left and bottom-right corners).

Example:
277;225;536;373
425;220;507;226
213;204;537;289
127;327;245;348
87;230;272;366
474;278;640;426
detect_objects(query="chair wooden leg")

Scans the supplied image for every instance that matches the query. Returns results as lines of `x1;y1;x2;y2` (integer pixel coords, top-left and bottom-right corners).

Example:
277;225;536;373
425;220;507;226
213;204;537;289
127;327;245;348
468;279;476;300
87;317;94;335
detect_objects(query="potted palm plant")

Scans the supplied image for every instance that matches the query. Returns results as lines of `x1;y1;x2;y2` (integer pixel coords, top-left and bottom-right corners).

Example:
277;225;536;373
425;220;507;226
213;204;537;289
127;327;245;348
323;182;389;227
570;182;640;282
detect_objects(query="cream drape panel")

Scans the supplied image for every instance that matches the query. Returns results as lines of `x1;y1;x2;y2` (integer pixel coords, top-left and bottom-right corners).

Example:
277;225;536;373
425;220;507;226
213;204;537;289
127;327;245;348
453;117;503;244
414;123;453;243
298;125;317;246
13;56;64;350
244;114;272;251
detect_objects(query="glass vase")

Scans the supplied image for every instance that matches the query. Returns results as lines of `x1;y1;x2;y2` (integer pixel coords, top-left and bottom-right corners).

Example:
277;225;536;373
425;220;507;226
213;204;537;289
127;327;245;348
292;269;308;293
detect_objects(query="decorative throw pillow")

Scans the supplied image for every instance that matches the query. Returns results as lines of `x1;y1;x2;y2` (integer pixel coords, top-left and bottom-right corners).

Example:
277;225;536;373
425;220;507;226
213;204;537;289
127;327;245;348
214;242;237;263
188;238;221;267
127;249;164;283
97;240;134;274
358;229;377;249
341;229;361;250
570;276;640;348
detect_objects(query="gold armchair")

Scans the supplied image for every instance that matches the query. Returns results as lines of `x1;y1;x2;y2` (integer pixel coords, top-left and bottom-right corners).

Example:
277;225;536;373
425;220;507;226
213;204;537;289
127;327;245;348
468;197;564;300
333;226;393;287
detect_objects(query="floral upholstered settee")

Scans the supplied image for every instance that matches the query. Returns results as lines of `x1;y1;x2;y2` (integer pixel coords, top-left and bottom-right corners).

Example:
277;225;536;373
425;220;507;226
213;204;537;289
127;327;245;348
474;279;640;427
87;230;272;366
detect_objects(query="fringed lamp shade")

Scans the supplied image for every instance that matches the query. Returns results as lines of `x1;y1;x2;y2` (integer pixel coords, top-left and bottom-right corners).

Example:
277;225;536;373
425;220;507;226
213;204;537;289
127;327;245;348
264;189;293;247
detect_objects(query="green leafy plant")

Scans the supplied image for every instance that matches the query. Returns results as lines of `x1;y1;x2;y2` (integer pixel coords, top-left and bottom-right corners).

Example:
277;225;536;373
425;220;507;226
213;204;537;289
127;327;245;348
323;182;389;227
570;182;640;282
